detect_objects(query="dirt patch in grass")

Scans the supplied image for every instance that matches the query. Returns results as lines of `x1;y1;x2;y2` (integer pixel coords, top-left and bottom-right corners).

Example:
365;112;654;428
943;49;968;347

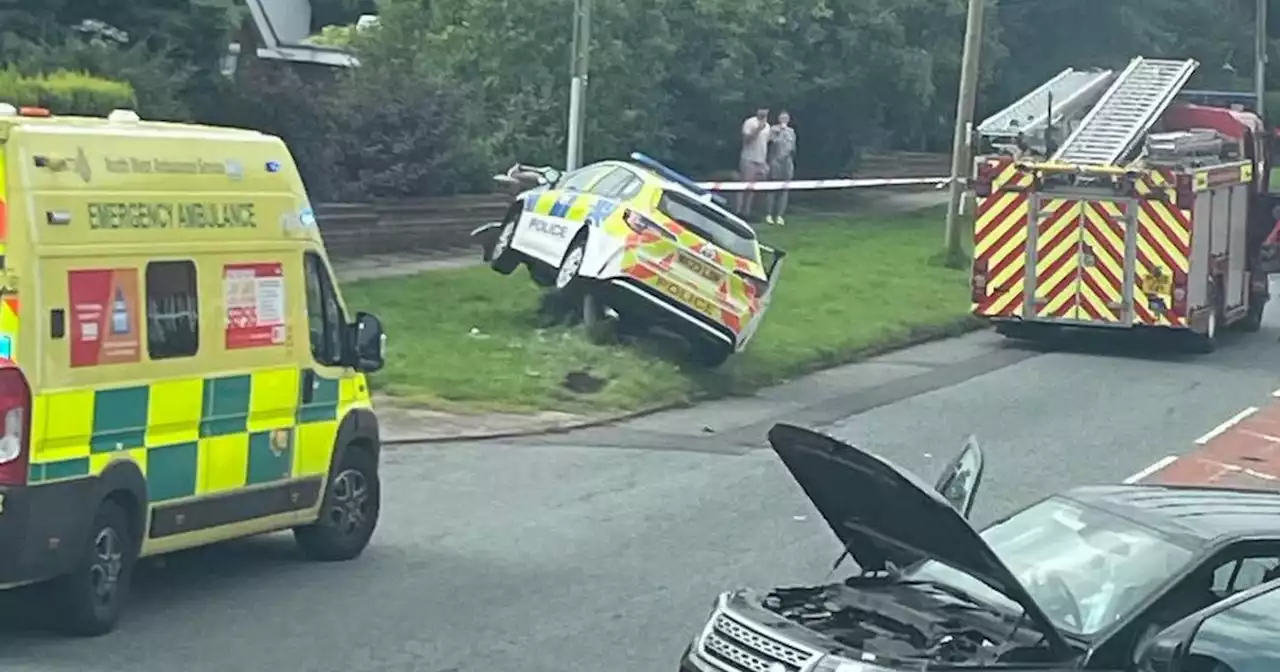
341;205;973;414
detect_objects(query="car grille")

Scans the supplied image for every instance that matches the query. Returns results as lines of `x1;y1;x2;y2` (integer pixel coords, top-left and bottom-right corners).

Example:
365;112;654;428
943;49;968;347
700;612;815;672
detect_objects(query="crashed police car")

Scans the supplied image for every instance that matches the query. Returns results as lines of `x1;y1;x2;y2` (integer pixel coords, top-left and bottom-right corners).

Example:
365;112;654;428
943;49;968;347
680;423;1280;672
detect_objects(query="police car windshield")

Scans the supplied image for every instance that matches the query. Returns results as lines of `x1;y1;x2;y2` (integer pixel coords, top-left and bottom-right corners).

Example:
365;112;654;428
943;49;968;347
904;497;1194;637
657;191;757;260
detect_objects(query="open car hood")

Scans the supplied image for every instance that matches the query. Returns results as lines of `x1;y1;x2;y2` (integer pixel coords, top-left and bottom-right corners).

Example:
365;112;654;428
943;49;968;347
767;423;1070;652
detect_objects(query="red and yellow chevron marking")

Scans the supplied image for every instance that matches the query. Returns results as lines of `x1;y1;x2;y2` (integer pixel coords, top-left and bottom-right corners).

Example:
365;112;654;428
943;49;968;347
1078;201;1127;323
1033;199;1082;320
1134;199;1192;327
972;159;1034;318
1133;168;1177;203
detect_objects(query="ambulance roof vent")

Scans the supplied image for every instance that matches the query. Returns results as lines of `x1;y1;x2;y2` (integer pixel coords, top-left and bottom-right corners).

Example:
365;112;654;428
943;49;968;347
0;103;16;118
107;109;141;123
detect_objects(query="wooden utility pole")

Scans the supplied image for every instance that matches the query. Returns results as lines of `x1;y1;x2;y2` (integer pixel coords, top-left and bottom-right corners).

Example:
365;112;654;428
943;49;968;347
942;0;986;267
565;0;592;171
1256;0;1268;121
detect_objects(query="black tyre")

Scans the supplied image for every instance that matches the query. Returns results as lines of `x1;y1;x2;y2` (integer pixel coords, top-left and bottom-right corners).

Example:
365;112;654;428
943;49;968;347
1188;282;1223;353
689;338;733;368
490;217;521;275
294;447;381;562
1236;293;1266;333
553;235;589;296
54;499;137;637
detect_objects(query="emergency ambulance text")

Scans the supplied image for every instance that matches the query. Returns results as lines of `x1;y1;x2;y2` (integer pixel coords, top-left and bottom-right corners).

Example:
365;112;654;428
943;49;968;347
87;202;257;230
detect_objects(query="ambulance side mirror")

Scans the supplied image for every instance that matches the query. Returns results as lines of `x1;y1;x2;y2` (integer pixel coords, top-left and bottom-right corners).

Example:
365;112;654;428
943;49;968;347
347;312;386;373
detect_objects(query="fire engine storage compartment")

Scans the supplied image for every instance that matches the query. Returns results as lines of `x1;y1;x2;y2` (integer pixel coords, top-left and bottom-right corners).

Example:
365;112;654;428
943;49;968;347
970;55;1268;346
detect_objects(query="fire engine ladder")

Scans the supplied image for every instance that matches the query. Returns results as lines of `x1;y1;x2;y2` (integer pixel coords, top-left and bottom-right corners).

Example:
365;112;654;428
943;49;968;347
1050;56;1200;167
977;67;1115;140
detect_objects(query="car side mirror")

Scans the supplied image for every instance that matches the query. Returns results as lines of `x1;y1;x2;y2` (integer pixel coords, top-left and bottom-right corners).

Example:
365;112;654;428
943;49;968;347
347;311;386;373
934;436;984;518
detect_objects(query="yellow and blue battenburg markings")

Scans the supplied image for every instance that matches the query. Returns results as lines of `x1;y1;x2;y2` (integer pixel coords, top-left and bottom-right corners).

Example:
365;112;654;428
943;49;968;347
525;190;620;225
28;367;344;508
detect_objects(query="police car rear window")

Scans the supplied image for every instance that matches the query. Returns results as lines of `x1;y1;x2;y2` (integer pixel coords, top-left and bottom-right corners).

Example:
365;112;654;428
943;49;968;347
657;191;756;260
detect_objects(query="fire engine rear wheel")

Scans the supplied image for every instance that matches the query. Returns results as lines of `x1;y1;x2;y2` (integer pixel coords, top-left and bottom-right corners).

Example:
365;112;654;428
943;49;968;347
1188;282;1223;354
1236;292;1267;333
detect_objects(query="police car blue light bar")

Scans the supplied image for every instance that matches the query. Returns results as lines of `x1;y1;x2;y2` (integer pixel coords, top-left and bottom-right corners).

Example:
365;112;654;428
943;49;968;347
630;152;730;208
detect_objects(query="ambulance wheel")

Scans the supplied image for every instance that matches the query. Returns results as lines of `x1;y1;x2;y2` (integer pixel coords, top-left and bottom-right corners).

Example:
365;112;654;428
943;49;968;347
490;217;521;275
54;500;137;637
295;447;381;562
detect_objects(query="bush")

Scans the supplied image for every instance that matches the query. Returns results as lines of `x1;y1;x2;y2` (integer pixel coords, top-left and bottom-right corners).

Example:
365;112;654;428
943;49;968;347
203;59;491;202
0;68;136;115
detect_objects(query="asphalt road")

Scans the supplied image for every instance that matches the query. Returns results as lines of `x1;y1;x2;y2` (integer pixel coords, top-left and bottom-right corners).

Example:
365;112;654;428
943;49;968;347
4;311;1280;671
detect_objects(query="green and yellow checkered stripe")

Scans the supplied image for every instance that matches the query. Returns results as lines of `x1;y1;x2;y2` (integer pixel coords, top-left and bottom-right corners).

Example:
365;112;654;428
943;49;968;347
27;366;347;506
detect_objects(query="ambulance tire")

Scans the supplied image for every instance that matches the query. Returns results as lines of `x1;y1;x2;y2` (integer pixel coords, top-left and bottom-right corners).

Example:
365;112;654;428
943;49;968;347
490;217;521;275
54;499;137;637
294;447;381;562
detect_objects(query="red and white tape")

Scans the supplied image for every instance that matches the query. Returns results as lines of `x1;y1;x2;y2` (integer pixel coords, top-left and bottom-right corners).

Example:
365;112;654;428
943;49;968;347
694;176;952;191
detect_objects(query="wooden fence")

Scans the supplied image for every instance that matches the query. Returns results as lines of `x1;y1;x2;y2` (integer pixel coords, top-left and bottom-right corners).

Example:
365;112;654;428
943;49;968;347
315;152;950;259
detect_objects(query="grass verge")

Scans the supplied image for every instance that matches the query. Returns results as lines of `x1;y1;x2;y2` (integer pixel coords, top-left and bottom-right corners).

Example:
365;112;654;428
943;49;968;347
341;204;973;414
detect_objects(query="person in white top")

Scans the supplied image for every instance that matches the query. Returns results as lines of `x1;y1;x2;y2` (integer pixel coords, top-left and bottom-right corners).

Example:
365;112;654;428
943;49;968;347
738;106;772;218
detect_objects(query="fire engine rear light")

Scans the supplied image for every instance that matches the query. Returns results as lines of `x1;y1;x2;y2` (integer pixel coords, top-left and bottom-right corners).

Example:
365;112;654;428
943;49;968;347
1174;174;1195;210
0;367;33;486
971;258;989;303
1172;269;1189;315
735;270;767;298
18;106;50;118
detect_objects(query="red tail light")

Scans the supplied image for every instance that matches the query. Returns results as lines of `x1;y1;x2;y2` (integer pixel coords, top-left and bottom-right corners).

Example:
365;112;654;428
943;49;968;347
1174;174;1196;210
1171;269;1189;315
735;270;767;299
624;209;675;239
0;367;32;486
971;258;989;303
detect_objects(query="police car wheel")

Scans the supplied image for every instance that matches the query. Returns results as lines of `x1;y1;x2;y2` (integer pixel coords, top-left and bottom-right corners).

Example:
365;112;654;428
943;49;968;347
490;218;521;275
689;339;732;368
555;238;587;291
55;500;136;637
294;447;381;562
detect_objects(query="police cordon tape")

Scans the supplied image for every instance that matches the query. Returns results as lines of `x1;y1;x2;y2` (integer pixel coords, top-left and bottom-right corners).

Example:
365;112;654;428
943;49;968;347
693;176;953;191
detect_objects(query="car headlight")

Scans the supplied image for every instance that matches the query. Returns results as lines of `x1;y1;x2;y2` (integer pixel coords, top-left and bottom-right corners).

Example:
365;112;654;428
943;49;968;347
812;655;891;672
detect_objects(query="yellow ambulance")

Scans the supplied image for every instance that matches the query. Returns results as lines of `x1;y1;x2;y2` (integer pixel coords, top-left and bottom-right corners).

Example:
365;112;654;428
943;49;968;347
0;103;387;635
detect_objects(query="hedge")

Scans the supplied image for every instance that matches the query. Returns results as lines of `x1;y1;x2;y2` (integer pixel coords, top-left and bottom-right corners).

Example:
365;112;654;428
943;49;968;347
0;69;136;116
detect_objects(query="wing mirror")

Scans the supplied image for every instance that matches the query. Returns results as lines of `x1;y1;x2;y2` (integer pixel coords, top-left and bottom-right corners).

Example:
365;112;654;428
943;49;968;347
345;311;386;373
934;436;985;518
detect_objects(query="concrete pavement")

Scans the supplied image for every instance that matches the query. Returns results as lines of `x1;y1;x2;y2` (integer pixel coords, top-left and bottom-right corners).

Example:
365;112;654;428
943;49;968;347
5;309;1280;671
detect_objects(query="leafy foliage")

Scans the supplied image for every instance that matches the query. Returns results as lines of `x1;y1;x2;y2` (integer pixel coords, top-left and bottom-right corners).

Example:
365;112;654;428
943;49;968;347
0;68;136;114
3;0;1280;199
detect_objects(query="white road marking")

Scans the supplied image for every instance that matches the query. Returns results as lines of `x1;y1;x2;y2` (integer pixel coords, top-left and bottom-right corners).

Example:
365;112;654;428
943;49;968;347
1124;455;1178;484
1195;407;1258;445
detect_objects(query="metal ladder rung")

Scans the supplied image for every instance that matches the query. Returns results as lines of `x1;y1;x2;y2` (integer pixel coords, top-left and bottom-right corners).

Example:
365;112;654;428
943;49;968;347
1051;56;1199;166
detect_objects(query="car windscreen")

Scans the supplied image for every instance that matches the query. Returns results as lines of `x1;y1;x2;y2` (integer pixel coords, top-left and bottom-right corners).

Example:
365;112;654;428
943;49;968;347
657;191;757;261
903;497;1194;637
